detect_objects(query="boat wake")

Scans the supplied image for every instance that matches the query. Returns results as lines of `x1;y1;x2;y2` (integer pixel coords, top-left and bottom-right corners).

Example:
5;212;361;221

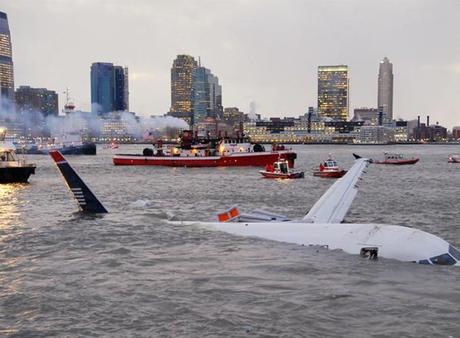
129;199;152;208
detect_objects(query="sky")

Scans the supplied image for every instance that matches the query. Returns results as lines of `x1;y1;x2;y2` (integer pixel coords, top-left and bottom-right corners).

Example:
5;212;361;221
2;0;460;128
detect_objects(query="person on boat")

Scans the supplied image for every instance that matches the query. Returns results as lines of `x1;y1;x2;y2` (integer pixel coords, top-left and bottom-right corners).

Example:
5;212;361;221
265;164;274;172
279;162;288;174
319;162;325;171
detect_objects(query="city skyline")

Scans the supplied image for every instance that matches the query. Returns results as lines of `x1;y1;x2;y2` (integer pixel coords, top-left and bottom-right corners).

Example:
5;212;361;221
2;0;460;128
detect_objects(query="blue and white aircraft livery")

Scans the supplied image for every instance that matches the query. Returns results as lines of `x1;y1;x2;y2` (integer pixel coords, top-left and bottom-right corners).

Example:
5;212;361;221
50;151;108;213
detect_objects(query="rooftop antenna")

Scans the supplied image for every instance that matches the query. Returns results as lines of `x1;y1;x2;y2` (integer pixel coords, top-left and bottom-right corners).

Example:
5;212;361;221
63;87;75;113
198;56;201;67
63;87;71;105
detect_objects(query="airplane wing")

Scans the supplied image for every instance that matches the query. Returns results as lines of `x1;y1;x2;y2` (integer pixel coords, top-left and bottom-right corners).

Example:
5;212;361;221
50;151;108;213
302;158;369;224
217;207;290;223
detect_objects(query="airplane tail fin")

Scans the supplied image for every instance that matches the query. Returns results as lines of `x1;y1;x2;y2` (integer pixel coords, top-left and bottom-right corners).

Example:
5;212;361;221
50;151;108;213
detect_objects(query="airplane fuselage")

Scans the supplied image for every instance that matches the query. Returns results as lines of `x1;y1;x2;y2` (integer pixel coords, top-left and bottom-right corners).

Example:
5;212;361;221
176;221;460;266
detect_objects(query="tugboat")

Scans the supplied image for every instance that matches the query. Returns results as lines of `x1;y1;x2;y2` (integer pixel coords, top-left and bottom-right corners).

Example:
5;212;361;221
373;152;419;165
0;130;36;183
259;159;304;179
313;156;347;178
448;154;459;163
113;130;297;167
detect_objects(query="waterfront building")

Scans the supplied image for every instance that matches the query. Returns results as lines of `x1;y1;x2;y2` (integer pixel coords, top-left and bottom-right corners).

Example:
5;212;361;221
357;125;394;144
393;120;409;142
99;111;137;142
170;55;197;115
318;65;349;121
223;107;246;131
0;11;14;104
353;107;380;124
15;86;59;117
377;57;394;120
453;127;460;140
194;116;233;138
91;62;129;115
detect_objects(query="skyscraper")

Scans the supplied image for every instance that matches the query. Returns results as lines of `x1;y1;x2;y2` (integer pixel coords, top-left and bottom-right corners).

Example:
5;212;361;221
114;66;129;111
192;66;223;124
91;62;129;115
170;55;197;114
317;65;349;121
0;11;14;104
377;57;393;120
15;86;59;117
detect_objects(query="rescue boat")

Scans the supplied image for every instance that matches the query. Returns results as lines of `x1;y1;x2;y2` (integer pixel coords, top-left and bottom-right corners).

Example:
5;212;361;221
313;157;347;178
373;152;419;165
259;159;304;179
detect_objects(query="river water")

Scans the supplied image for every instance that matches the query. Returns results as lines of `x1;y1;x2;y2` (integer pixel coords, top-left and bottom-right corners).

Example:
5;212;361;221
1;144;459;337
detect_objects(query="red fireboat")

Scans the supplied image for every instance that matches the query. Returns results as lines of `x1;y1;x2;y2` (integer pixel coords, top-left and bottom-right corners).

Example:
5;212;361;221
313;157;347;178
259;159;304;179
113;131;297;167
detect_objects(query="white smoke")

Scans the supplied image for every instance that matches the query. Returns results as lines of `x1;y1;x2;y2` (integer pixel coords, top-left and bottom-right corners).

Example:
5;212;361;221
247;101;258;121
0;97;188;140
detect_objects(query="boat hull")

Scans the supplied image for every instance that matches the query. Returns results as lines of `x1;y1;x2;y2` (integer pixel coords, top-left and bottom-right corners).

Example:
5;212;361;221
260;171;304;179
374;158;419;165
113;151;297;167
313;170;347;178
20;143;97;155
0;165;36;183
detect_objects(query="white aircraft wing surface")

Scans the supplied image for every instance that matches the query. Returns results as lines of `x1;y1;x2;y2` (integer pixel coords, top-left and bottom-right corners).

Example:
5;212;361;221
302;158;369;224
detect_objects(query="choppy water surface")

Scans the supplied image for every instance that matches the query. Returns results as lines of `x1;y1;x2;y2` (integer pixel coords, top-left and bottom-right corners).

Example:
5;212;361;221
1;144;459;337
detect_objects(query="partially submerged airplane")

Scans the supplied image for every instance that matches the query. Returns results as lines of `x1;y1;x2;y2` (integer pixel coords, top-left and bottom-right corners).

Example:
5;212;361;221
177;158;460;266
50;151;108;213
50;151;460;266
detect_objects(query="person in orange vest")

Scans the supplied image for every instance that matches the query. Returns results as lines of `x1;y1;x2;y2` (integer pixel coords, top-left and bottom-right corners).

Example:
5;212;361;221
319;162;324;171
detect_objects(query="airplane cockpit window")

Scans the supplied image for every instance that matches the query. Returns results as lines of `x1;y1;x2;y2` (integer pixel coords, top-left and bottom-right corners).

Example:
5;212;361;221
429;253;456;265
448;245;460;260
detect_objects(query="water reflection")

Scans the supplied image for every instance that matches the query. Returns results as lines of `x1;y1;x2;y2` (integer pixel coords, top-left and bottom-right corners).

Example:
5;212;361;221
0;183;26;233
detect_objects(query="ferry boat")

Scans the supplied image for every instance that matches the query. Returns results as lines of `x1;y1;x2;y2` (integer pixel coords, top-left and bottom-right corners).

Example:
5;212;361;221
373;152;419;165
448;154;459;163
17;133;96;155
259;159;304;179
113;131;297;167
0;139;36;183
313;156;347;178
